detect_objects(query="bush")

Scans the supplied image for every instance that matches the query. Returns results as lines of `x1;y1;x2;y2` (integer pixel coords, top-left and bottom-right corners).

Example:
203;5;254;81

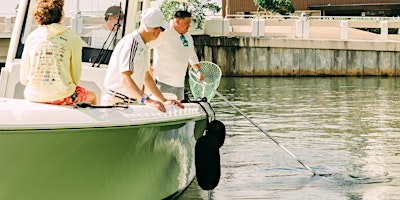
159;0;221;29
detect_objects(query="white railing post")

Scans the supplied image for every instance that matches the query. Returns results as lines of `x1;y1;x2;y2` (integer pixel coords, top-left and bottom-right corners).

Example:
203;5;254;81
295;19;302;38
296;12;307;38
341;20;348;40
5;17;12;32
258;18;265;37
222;18;229;35
251;18;258;37
381;21;388;40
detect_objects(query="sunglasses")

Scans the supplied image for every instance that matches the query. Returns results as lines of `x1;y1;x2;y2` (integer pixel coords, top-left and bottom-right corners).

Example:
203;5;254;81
180;35;188;47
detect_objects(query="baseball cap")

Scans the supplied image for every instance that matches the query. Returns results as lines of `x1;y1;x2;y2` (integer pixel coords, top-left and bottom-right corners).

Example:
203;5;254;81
104;6;124;21
140;8;169;31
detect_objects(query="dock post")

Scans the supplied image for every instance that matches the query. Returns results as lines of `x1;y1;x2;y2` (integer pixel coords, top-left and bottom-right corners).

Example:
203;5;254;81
381;21;388;40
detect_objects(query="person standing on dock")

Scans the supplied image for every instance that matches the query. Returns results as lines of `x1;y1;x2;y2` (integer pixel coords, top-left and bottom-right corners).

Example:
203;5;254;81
101;8;183;112
20;0;97;105
148;10;204;101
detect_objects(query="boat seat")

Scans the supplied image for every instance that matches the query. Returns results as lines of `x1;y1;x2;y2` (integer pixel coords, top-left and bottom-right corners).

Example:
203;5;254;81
0;62;25;99
79;63;107;99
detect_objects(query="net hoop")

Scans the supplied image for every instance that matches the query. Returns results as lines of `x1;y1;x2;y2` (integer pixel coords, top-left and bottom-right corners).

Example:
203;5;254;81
189;61;222;101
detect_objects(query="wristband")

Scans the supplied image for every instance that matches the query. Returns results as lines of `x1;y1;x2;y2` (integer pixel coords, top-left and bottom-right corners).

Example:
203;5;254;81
141;93;149;104
196;69;203;73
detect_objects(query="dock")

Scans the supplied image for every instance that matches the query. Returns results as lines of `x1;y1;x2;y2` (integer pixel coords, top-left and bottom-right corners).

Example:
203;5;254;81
3;13;400;76
0;15;14;67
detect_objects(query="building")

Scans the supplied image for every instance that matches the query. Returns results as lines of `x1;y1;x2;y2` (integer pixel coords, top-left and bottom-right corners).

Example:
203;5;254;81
222;0;400;17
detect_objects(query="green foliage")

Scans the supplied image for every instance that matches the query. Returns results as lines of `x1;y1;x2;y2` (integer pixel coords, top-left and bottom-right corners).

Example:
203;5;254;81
159;0;221;29
253;0;294;15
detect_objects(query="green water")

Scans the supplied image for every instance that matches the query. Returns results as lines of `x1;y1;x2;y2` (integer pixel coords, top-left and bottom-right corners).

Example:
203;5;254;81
179;77;400;200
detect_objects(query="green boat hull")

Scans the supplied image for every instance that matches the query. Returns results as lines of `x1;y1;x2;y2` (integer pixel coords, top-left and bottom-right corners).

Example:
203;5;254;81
0;119;207;200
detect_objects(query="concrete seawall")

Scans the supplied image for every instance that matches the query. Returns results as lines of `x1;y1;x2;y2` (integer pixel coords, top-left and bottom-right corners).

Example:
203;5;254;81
193;35;400;77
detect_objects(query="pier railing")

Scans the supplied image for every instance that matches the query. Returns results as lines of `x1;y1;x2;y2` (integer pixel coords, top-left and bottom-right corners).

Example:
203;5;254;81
0;15;16;64
0;15;16;33
2;13;400;65
3;13;400;41
203;14;400;41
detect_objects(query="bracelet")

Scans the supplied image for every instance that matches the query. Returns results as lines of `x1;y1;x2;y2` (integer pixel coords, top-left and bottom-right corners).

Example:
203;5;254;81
141;93;149;104
196;69;203;73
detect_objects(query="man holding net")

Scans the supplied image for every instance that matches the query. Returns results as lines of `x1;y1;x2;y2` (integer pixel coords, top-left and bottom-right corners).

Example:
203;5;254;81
148;10;204;101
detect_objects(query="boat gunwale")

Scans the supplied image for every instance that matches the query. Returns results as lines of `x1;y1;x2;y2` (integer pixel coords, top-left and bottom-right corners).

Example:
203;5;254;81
1;98;211;130
0;114;208;131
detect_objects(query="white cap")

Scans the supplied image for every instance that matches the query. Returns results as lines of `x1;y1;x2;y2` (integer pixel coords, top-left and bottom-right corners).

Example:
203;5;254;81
140;8;169;31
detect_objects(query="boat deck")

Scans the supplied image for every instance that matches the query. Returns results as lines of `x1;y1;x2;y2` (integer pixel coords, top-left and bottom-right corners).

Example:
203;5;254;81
0;98;208;129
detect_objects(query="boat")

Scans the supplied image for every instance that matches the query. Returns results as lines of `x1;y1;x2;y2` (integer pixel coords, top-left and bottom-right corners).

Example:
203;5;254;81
0;0;222;199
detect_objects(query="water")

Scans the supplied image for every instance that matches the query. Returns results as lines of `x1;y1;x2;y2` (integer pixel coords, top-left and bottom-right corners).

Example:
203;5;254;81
178;77;400;200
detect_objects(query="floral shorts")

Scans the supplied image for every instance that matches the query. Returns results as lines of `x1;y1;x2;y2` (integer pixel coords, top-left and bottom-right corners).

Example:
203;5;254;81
44;85;89;105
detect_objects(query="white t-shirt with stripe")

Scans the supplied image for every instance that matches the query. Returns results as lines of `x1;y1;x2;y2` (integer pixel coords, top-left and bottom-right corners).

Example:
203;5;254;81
103;30;149;98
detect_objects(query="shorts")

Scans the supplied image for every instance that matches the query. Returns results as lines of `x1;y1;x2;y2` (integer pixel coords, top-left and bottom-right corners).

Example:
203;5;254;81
156;81;184;100
101;90;137;106
43;85;89;105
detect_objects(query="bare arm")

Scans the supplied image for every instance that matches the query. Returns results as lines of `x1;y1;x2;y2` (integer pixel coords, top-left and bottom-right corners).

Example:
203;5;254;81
121;71;168;112
191;63;204;81
143;71;167;102
121;71;144;99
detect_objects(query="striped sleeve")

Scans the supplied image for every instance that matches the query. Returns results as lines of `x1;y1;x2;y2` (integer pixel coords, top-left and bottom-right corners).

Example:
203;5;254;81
128;39;139;72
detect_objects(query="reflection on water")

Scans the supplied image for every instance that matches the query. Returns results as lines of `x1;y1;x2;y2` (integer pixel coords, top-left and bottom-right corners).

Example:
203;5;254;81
178;77;400;200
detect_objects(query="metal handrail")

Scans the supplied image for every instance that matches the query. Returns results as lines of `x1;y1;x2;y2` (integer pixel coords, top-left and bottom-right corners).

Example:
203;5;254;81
308;16;400;21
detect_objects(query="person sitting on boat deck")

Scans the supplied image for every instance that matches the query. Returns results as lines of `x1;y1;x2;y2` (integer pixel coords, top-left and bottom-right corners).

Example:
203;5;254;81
101;8;184;112
20;0;97;106
88;5;124;49
148;10;204;101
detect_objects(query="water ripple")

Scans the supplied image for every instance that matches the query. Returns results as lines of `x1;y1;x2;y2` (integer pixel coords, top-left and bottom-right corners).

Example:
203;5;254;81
179;77;400;200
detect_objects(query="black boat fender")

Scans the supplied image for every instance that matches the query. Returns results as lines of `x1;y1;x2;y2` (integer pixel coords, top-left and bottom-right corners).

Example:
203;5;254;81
206;120;226;148
195;120;226;190
195;134;220;190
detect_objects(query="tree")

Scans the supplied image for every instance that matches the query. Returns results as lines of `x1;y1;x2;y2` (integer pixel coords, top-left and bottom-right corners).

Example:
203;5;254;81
159;0;221;29
253;0;295;15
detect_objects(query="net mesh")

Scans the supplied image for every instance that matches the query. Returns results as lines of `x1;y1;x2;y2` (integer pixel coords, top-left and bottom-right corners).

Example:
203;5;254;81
189;61;222;101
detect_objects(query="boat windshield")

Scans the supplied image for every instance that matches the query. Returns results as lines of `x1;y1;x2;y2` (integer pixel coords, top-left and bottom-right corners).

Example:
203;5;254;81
19;0;130;65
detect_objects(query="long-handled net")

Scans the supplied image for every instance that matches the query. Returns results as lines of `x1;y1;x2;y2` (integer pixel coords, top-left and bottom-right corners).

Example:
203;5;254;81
190;63;316;175
189;61;222;101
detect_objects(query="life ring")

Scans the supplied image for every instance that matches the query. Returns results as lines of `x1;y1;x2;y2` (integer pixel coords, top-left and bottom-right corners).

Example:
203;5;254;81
206;120;226;148
195;134;220;190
